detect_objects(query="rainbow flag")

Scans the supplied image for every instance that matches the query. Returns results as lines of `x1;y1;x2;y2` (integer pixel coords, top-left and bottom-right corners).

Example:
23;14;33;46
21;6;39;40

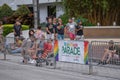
84;41;89;64
54;40;59;61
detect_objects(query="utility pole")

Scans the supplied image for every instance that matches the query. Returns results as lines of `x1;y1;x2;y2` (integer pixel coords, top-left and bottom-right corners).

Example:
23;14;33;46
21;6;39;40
33;0;39;29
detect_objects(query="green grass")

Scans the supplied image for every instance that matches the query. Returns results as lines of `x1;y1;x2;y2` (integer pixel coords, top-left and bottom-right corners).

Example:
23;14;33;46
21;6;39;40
3;24;29;36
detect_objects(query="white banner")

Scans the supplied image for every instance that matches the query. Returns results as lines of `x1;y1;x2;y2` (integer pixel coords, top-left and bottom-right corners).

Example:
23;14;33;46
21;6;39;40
58;40;84;64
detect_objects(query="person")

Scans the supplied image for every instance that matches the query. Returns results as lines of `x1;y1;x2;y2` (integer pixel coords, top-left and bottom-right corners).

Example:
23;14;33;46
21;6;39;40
46;18;55;40
36;35;45;58
10;36;23;53
75;20;84;40
57;19;64;40
35;26;44;40
98;40;120;65
29;29;35;37
0;21;3;43
53;17;58;37
41;39;53;59
66;18;77;40
13;20;22;37
27;36;37;63
0;21;4;52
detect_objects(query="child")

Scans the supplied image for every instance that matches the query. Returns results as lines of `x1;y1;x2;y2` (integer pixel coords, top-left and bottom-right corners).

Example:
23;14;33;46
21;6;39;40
41;39;53;59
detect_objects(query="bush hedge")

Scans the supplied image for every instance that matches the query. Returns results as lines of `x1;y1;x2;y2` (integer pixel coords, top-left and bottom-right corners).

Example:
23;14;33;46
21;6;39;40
3;24;29;36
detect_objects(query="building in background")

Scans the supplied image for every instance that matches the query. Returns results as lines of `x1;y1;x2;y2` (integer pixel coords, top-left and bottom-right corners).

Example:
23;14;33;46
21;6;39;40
0;0;64;23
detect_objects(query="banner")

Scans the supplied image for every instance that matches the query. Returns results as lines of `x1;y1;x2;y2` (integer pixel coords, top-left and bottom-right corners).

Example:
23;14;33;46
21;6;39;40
54;40;89;64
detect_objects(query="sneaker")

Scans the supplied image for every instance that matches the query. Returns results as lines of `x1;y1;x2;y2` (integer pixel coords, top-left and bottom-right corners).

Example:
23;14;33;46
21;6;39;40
97;61;103;65
102;61;107;65
30;60;36;64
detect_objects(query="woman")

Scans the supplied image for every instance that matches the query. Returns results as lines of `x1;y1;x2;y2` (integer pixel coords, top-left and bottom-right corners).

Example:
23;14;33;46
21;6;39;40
46;18;55;40
35;26;44;40
27;36;37;63
29;29;35;37
57;19;64;40
53;17;58;37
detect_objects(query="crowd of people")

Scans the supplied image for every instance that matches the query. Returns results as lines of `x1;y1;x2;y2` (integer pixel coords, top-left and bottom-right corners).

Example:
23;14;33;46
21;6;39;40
45;17;84;40
11;17;84;64
0;17;119;65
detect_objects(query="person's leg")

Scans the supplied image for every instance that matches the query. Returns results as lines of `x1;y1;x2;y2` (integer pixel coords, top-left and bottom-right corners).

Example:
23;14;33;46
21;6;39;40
47;34;50;40
61;35;64;40
101;49;109;62
11;47;22;53
106;52;112;63
51;34;54;40
57;34;61;40
27;49;36;59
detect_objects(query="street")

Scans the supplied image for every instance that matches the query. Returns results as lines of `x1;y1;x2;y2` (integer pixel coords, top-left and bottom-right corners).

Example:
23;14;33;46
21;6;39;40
0;60;119;80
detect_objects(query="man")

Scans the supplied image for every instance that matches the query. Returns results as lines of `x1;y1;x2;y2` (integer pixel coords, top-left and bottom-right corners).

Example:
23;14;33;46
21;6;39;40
98;40;120;65
13;20;22;37
75;20;84;40
66;18;77;40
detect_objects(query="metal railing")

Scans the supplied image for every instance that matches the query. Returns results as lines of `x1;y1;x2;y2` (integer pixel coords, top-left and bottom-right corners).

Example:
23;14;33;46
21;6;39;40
1;37;120;79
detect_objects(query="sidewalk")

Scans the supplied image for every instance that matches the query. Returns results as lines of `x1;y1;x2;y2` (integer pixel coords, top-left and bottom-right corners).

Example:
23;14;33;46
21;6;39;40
0;52;120;80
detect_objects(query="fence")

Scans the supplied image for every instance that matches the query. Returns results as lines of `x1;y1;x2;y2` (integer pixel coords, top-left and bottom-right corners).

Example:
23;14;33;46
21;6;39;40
90;41;120;68
89;41;120;79
53;40;90;74
0;37;120;79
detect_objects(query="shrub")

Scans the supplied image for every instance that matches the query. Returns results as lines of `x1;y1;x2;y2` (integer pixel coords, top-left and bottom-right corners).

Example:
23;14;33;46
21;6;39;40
59;13;95;26
76;16;95;26
3;24;29;36
13;5;30;16
59;13;69;25
0;4;13;19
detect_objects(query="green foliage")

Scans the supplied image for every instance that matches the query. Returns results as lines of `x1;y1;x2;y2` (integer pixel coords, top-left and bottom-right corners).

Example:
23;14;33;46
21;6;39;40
62;0;120;25
59;14;95;26
76;16;95;26
13;5;30;16
0;4;13;19
59;13;69;25
3;24;29;36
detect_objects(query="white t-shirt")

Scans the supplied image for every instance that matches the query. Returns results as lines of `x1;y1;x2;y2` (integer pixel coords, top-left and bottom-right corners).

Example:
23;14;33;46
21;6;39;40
66;22;76;34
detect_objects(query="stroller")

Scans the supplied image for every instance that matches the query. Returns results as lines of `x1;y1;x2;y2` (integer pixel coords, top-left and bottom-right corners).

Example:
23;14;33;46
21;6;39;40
36;40;55;67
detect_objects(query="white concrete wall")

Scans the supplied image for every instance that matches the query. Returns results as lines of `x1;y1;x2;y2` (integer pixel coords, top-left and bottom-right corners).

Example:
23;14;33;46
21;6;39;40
0;0;64;23
39;5;48;23
39;4;64;23
0;0;62;10
56;4;64;18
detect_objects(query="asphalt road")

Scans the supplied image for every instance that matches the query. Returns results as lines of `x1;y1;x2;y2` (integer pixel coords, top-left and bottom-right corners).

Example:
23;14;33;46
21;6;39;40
0;60;119;80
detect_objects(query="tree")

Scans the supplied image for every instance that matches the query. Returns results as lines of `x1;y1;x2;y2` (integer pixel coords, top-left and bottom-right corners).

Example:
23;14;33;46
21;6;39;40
0;4;13;19
13;5;30;16
62;0;120;26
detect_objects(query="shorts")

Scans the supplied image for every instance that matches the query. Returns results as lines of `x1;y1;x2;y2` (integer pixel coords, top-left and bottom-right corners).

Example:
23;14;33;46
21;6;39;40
46;34;54;40
69;32;75;40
